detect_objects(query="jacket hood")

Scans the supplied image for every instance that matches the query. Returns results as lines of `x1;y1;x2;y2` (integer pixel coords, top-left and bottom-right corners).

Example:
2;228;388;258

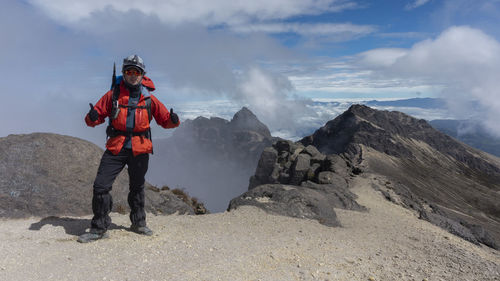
141;76;155;91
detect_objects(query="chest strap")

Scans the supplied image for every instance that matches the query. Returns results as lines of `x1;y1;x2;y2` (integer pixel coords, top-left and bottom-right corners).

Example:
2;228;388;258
106;126;151;139
114;97;152;122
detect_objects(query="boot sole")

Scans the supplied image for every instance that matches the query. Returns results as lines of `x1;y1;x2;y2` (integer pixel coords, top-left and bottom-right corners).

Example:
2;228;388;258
77;232;109;243
130;227;153;236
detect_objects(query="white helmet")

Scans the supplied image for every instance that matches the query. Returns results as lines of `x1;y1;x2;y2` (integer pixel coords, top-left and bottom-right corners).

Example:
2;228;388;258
122;54;145;73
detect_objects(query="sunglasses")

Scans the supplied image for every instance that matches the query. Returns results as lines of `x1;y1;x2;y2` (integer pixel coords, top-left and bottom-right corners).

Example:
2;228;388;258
124;69;143;76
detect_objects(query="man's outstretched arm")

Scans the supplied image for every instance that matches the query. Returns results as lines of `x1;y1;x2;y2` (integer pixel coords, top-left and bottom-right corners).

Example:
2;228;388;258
150;95;180;129
85;91;113;127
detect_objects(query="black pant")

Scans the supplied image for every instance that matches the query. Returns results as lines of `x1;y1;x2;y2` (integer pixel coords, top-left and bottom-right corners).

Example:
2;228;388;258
91;148;149;231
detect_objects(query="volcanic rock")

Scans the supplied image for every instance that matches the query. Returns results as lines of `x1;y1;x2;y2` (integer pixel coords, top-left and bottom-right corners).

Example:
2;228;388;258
228;181;366;227
230;139;366;227
301;104;500;249
0;133;195;218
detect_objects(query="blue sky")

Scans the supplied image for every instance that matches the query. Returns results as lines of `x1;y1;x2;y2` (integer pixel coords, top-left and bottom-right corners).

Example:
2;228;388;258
1;0;500;143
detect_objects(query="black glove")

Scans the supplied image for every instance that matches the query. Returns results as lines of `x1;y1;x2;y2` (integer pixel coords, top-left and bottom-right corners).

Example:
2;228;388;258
170;108;179;124
88;103;99;122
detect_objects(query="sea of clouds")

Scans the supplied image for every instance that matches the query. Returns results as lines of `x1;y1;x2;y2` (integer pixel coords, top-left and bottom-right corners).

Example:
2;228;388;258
171;97;456;141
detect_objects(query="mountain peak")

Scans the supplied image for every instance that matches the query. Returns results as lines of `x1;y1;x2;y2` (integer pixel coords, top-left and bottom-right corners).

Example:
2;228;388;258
233;106;254;118
301;105;500;174
346;104;371;115
229;107;271;137
344;104;431;132
298;105;500;249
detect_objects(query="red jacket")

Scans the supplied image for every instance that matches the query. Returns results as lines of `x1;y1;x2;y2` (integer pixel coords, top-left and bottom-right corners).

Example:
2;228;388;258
85;76;179;156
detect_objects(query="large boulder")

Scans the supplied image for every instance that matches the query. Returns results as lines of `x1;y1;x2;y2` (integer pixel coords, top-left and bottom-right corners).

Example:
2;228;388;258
249;147;279;189
247;139;356;189
228;182;366;227
289;153;311;185
229;138;366;226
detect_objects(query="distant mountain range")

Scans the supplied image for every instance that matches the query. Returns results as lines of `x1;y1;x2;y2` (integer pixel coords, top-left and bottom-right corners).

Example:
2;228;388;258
430;119;500;157
311;97;449;110
365;97;447;109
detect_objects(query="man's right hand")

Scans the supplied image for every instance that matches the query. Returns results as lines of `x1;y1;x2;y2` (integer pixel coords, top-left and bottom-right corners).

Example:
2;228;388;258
170;108;179;125
88;103;99;122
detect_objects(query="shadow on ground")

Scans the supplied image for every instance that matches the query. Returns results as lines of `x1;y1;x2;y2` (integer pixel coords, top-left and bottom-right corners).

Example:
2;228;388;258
29;216;128;236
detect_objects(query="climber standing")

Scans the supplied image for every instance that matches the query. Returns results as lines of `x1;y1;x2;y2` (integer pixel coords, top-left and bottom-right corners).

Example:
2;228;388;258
78;55;180;243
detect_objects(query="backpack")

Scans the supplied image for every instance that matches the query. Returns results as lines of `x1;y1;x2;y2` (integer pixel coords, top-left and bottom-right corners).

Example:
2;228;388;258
110;76;152;122
106;76;153;145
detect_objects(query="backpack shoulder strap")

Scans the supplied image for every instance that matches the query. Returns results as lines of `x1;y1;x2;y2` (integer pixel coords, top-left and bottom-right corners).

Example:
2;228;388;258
142;86;152;123
112;85;120;101
145;97;152;122
112;76;123;102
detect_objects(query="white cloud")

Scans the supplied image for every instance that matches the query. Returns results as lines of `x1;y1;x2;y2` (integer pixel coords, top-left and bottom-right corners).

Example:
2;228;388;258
376;32;430;39
0;1;299;143
278;55;441;100
355;26;500;136
230;22;376;38
405;0;431;10
235;67;317;135
1;1;323;143
357;48;408;68
29;0;359;26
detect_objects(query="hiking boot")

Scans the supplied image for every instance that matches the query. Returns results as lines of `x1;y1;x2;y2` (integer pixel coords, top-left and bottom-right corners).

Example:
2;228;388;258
130;225;153;236
77;229;109;243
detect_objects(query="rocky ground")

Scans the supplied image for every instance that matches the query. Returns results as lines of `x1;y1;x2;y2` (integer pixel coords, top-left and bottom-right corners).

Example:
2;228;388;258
1;174;498;281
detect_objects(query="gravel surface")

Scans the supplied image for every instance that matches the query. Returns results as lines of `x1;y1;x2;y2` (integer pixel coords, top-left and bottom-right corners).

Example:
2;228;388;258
1;174;499;281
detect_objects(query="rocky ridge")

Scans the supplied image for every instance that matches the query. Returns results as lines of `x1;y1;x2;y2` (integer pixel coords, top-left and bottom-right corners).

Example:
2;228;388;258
301;104;500;249
0;133;196;218
231;104;500;250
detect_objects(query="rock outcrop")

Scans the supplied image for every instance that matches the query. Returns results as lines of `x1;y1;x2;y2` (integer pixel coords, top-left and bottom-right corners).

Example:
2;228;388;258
228;140;367;227
248;140;354;189
149;107;278;212
0;133;195;218
301;104;500;249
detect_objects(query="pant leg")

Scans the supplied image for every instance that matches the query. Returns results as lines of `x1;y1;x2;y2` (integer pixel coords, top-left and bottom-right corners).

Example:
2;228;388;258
91;149;128;231
126;151;149;227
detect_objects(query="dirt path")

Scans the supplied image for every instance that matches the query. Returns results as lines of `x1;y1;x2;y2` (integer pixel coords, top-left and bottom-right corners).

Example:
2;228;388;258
1;174;498;281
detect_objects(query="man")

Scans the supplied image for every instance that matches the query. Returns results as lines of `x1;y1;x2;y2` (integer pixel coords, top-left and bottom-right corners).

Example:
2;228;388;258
78;55;179;243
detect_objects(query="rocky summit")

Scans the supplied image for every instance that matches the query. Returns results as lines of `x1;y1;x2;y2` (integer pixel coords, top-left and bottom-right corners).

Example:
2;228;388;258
231;104;500;250
0;133;195;218
149;107;278;212
302;104;500;249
